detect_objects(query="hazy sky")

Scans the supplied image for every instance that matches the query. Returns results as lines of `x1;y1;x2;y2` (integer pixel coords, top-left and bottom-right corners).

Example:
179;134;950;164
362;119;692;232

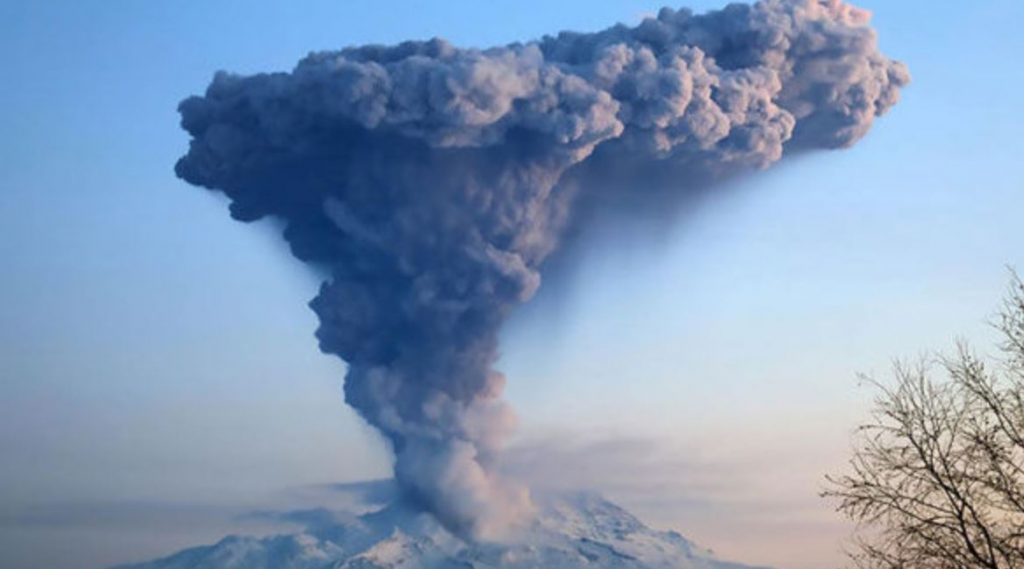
1;1;1022;569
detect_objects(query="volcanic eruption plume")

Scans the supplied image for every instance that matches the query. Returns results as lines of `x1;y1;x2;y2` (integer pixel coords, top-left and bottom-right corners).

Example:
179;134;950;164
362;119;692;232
175;0;908;540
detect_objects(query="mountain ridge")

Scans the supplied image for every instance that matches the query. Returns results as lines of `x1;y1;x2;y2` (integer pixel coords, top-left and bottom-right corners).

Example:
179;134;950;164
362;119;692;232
113;491;770;569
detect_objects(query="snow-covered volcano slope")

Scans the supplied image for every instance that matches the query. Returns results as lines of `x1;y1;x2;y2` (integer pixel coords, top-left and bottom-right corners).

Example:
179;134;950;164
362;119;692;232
113;493;769;569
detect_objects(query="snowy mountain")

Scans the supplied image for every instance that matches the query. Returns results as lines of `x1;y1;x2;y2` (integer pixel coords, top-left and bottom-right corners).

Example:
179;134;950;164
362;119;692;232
112;492;768;569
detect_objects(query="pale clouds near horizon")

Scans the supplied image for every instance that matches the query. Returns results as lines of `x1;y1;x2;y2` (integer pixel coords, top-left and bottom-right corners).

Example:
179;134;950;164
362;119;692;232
507;431;854;569
0;429;851;569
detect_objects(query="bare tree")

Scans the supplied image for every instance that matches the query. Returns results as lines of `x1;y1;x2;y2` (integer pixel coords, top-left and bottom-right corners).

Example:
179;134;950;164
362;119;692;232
825;272;1024;569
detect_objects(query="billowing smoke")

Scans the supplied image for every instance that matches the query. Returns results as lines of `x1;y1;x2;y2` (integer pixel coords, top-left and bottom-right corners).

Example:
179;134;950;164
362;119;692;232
175;0;907;540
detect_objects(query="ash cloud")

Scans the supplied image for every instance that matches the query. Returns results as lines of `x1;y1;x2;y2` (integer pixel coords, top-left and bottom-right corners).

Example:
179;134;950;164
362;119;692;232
175;0;907;540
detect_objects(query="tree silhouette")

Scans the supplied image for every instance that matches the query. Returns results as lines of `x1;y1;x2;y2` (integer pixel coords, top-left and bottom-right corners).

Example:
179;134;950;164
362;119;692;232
825;272;1024;569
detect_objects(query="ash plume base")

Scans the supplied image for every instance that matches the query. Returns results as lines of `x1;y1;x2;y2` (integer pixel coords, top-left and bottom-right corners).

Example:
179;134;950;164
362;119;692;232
175;0;908;540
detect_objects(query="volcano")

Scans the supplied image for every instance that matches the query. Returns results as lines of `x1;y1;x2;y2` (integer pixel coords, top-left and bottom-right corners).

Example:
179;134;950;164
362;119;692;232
113;492;768;569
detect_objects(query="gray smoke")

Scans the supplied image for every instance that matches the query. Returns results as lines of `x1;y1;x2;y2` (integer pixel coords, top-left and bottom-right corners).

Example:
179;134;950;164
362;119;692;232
175;0;908;540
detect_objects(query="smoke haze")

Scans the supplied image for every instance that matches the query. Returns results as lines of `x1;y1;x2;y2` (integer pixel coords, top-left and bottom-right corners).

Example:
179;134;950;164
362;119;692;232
175;0;907;540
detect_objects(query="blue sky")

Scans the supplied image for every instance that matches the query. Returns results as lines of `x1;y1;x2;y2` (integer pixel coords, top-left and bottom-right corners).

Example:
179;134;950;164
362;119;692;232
1;1;1022;568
